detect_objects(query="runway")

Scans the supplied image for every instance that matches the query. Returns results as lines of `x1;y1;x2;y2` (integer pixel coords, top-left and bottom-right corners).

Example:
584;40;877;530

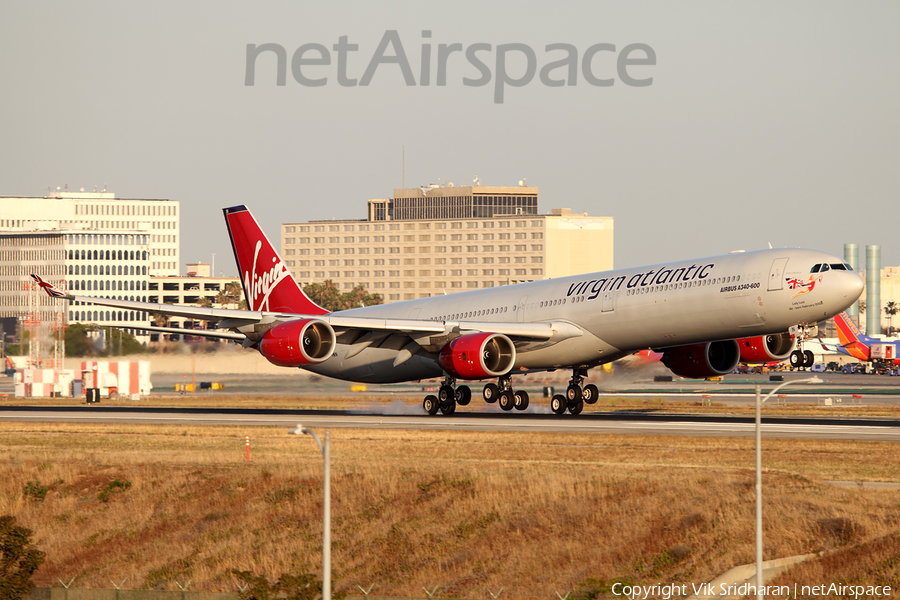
3;405;900;440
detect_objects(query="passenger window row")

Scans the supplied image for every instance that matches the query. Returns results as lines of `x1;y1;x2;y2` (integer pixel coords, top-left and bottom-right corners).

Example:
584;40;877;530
435;305;509;321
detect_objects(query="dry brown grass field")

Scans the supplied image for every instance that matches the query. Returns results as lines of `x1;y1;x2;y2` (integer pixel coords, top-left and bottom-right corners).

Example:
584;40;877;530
3;422;900;599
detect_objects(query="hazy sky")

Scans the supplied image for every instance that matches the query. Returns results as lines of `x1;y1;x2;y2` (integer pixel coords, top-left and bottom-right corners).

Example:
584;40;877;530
2;1;898;275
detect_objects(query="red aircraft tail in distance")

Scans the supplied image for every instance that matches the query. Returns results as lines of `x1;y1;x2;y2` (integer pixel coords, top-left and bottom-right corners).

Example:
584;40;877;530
833;310;899;364
223;205;328;315
833;310;873;361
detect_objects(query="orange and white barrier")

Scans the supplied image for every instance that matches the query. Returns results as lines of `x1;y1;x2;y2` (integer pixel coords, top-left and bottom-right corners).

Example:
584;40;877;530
80;361;152;398
14;369;76;398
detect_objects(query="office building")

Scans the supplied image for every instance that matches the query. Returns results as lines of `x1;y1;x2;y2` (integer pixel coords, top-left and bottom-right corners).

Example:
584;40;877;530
282;185;613;302
0;188;180;337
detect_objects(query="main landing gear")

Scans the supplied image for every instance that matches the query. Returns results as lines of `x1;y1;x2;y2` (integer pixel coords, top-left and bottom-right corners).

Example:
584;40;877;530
482;375;530;412
423;367;599;416
422;375;529;416
422;376;472;416
549;367;599;415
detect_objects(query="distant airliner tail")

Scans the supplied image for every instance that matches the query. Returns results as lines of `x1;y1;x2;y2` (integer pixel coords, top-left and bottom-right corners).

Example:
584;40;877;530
833;311;870;360
223;205;329;315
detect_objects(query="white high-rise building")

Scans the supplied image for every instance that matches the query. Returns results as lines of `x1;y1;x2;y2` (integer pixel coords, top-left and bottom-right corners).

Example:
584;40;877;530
0;189;180;337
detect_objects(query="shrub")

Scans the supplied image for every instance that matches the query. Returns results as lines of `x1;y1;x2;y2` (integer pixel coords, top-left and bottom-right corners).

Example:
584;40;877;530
231;570;345;600
816;517;865;546
0;515;46;600
98;479;132;503
22;482;47;502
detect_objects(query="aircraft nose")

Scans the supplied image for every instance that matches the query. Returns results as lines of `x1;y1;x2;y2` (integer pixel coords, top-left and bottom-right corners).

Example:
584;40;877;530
846;270;864;299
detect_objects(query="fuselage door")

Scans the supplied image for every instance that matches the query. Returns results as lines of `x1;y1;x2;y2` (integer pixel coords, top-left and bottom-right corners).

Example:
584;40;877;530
768;258;789;291
601;289;616;312
517;296;528;323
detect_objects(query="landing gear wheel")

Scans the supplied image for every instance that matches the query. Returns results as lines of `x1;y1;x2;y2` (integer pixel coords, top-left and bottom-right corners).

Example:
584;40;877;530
498;391;515;411
438;385;454;405
550;394;567;415
513;390;530;411
455;385;472;406
423;395;439;416
568;399;584;415
483;383;499;403
582;384;599;405
789;350;803;368
803;350;815;368
566;384;582;406
440;401;456;415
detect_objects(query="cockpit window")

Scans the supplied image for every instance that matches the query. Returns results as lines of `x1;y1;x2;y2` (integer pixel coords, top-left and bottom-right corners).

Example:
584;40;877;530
829;263;846;271
810;264;821;273
821;264;830;272
844;263;854;271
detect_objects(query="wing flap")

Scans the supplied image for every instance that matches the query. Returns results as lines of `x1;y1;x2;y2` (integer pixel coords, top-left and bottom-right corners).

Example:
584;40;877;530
32;274;580;343
123;325;247;341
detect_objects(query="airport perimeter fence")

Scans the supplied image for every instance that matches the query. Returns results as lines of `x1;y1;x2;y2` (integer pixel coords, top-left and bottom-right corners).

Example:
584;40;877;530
24;592;531;600
24;578;571;600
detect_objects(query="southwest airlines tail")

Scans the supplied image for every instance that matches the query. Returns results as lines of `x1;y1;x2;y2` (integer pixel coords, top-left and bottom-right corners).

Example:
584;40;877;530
223;205;328;315
833;311;871;360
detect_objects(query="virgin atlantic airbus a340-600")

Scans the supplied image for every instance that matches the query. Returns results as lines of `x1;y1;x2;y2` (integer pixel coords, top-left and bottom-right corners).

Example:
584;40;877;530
33;205;863;415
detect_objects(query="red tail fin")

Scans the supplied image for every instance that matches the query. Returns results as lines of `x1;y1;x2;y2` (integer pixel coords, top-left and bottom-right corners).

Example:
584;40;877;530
223;205;328;315
834;311;870;360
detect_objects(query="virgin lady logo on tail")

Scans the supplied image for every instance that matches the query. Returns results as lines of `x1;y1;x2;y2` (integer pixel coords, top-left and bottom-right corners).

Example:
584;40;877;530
244;240;292;312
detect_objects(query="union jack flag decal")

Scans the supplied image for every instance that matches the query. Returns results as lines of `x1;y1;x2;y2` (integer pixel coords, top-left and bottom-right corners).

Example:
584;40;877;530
30;274;69;298
785;275;822;299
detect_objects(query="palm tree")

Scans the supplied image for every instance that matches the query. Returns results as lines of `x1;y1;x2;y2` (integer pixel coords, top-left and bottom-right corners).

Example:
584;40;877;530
152;312;170;347
886;301;899;336
225;282;243;307
215;289;229;307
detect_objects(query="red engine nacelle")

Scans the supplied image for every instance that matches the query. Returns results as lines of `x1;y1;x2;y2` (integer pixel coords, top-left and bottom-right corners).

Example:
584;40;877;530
439;332;516;380
736;332;795;364
660;340;741;379
258;318;336;367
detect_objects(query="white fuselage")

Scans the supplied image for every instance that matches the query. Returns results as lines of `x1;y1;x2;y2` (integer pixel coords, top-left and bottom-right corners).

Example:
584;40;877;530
308;248;864;383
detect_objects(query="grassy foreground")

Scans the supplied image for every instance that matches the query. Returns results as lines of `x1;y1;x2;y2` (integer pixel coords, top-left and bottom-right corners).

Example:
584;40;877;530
3;423;900;598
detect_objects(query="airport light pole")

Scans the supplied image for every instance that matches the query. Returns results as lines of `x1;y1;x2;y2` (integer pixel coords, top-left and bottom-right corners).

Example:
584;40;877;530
290;424;330;600
755;376;821;600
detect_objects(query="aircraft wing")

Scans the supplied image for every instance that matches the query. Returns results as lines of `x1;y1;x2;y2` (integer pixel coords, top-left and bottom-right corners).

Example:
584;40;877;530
31;274;578;344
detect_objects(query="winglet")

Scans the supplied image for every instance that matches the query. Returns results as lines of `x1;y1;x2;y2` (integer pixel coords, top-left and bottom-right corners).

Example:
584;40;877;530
31;274;70;299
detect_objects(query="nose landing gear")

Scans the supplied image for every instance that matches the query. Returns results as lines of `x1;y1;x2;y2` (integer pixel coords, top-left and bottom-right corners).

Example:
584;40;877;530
789;324;817;369
789;349;815;369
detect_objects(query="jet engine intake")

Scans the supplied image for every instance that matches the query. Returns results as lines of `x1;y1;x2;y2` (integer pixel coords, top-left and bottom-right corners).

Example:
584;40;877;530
439;332;516;380
259;318;336;367
661;340;741;379
736;332;796;364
